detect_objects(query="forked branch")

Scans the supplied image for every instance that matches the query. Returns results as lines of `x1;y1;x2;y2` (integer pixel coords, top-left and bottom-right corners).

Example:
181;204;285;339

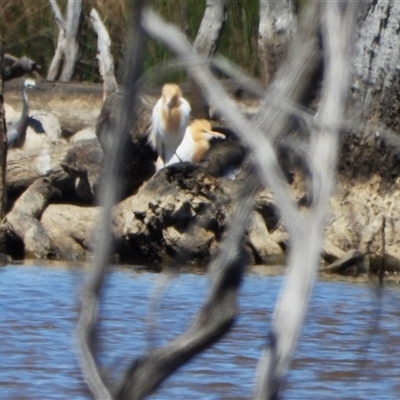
47;0;82;81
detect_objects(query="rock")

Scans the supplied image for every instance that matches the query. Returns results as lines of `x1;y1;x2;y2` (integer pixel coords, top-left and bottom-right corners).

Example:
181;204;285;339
246;210;284;264
321;250;366;275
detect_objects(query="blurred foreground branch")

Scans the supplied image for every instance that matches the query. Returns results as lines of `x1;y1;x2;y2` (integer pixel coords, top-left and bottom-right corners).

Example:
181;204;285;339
76;1;362;399
141;2;360;399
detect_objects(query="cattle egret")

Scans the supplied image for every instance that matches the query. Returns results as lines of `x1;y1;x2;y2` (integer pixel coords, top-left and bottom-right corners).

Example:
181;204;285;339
7;78;38;149
149;83;191;169
167;119;225;166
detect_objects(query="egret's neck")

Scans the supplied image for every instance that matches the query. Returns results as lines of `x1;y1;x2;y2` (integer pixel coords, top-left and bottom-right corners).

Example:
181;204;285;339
21;86;29;114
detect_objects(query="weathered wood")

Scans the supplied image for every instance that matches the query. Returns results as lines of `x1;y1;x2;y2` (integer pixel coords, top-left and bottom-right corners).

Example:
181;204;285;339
6;142;71;195
255;1;322;142
3;176;60;258
0;47;7;252
90;8;118;100
41;203;100;260
350;1;400;131
60;138;103;201
113;163;231;265
258;0;296;85
47;0;82;82
189;0;227;119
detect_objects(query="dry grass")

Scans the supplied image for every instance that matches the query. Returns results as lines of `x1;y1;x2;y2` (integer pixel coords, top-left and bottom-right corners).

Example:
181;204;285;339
0;0;262;83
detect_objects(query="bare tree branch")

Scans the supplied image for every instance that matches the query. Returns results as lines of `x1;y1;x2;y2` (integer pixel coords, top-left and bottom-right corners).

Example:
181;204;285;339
75;1;146;399
47;0;82;82
189;0;227;119
47;0;66;80
258;0;296;84
49;0;64;28
90;8;118;100
59;0;81;82
253;2;360;398
255;2;322;144
141;3;361;399
114;180;256;400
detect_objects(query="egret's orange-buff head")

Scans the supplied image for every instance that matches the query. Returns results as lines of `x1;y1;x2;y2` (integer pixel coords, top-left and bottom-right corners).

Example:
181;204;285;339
161;84;183;134
188;119;225;163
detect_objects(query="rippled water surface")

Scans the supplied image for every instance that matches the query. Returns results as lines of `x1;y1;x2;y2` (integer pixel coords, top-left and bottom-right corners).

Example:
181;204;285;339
1;263;400;399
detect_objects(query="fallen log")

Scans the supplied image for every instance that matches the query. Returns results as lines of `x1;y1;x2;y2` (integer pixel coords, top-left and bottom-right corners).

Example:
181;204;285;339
6;143;72;197
3;176;60;258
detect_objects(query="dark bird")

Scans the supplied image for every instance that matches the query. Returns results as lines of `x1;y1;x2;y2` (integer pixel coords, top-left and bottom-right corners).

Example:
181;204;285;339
7;78;38;149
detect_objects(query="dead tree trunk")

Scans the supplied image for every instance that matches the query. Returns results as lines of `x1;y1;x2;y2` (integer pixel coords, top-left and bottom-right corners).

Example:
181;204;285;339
0;46;7;252
47;0;82;82
349;0;400;131
188;0;227;119
90;8;118;100
258;0;296;85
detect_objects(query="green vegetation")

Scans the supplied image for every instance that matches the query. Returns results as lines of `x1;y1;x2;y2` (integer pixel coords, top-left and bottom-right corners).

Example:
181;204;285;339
0;0;259;84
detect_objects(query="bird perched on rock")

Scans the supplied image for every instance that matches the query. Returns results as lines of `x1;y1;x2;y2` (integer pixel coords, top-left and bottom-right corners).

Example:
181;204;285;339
149;83;191;170
167;119;226;166
7;78;39;149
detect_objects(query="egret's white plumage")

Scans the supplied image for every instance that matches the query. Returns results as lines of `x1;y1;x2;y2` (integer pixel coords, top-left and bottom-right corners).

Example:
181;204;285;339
149;83;191;170
167;119;225;166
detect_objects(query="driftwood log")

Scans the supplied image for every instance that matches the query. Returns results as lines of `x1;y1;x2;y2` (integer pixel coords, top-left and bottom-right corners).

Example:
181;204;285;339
3;176;60;258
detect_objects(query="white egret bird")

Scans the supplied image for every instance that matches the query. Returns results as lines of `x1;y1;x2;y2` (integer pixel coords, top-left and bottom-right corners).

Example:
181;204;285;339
7;78;38;149
149;83;191;170
167;119;225;166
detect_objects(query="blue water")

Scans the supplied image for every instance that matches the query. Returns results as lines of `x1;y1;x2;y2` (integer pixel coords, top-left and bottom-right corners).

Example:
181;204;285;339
1;264;400;399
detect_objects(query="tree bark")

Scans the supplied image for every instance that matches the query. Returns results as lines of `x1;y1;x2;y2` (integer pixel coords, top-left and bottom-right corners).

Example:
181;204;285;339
47;0;82;82
90;8;118;100
349;0;400;131
188;0;227;119
258;0;296;85
0;46;7;252
6;142;71;196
